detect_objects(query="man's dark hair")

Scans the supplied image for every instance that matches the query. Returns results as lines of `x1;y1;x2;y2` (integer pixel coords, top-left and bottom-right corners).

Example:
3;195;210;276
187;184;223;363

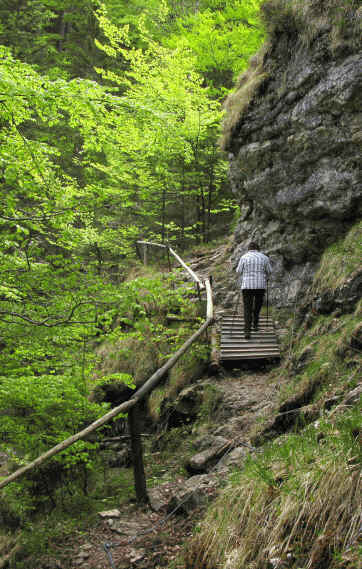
248;241;259;250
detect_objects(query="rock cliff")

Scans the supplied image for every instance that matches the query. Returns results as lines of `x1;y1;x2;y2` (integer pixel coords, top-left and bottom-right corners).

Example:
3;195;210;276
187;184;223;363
224;0;361;306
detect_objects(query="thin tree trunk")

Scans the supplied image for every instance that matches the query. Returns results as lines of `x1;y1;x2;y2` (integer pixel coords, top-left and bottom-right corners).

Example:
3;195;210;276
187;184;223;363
206;158;216;243
199;185;206;243
57;11;66;52
181;160;185;247
161;186;166;243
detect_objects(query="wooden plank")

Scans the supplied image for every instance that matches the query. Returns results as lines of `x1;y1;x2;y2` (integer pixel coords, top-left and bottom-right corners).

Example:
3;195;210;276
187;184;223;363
222;338;276;342
221;348;278;351
221;331;276;336
219;313;280;361
221;326;275;334
222;317;272;320
221;347;280;351
221;354;280;360
222;321;274;324
220;348;280;353
221;345;280;350
220;351;280;356
222;325;274;330
221;336;276;340
221;338;277;342
222;323;274;327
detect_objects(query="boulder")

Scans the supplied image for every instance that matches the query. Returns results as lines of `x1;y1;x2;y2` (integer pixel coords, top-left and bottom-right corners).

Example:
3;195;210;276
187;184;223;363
215;446;249;470
166;474;218;515
186;437;231;474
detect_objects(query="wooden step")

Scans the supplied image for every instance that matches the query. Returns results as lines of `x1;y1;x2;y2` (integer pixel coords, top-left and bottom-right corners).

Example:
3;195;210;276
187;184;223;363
219;315;280;361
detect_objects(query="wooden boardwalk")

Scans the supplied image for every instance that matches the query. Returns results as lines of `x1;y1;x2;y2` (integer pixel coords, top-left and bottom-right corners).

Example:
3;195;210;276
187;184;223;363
220;315;280;361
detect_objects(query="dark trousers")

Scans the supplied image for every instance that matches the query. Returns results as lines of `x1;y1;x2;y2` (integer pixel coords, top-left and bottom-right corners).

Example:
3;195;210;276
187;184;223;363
242;289;265;333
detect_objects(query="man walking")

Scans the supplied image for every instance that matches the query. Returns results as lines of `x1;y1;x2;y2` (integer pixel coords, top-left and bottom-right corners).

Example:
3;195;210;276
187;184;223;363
236;241;272;339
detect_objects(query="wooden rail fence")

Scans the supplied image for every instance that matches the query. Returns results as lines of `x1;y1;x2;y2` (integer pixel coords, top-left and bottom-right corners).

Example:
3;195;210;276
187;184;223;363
0;244;214;501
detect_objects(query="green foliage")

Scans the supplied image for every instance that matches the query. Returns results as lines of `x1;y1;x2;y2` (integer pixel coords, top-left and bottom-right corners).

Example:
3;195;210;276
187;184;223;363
0;0;266;555
94;5;233;246
0;0;104;77
165;0;265;95
0;374;102;456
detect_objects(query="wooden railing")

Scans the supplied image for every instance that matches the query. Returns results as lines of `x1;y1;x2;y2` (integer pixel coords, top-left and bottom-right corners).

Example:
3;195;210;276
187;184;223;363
137;240;205;289
0;244;215;499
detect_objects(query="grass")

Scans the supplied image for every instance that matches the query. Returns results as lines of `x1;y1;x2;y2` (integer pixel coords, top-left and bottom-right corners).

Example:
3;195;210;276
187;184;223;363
185;405;361;569
221;47;269;150
312;221;362;294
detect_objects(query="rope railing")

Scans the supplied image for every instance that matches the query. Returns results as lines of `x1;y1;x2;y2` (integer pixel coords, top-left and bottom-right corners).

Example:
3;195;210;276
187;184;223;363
0;247;214;493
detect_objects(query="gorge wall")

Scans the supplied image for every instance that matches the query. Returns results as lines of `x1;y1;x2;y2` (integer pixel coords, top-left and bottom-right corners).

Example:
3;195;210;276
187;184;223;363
224;0;361;306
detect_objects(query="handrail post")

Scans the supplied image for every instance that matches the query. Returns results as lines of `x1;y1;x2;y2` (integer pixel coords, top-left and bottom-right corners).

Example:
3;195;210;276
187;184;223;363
128;403;149;504
166;244;172;273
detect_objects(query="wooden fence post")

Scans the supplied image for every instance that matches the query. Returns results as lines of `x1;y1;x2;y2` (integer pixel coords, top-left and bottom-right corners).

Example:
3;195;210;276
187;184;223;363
128;404;149;504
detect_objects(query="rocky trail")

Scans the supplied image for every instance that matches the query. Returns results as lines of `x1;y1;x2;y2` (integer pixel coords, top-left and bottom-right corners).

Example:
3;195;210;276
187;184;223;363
38;246;287;569
44;371;283;569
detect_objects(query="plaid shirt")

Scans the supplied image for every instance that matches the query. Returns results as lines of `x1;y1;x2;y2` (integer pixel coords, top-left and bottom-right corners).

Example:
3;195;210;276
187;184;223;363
236;250;272;289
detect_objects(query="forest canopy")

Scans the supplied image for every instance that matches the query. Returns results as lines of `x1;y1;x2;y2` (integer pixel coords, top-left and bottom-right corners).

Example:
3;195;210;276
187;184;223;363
0;0;264;518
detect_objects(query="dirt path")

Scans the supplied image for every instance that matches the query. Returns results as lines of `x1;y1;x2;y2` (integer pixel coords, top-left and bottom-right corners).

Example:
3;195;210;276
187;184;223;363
39;366;282;569
38;246;284;569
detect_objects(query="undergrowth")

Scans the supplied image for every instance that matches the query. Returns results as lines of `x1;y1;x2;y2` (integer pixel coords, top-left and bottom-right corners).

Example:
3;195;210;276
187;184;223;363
0;262;210;566
312;222;362;293
186;405;361;569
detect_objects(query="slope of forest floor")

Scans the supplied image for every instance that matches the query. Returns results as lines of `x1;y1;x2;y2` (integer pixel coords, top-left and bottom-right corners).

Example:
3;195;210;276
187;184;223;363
32;367;286;569
18;242;283;568
2;227;361;569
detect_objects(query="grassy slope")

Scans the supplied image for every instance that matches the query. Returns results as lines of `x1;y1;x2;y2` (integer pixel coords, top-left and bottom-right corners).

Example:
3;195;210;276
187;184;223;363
183;221;361;569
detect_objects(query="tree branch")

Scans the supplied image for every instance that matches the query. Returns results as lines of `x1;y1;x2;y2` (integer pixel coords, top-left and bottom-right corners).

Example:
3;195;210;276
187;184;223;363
0;302;97;327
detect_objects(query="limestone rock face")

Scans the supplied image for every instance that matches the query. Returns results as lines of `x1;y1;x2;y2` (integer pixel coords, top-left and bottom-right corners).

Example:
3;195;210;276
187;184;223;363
227;20;362;305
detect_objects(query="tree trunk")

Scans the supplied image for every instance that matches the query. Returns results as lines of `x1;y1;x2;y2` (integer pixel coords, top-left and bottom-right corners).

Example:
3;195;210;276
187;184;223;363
57;11;66;52
161;186;166;243
206;151;216;243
